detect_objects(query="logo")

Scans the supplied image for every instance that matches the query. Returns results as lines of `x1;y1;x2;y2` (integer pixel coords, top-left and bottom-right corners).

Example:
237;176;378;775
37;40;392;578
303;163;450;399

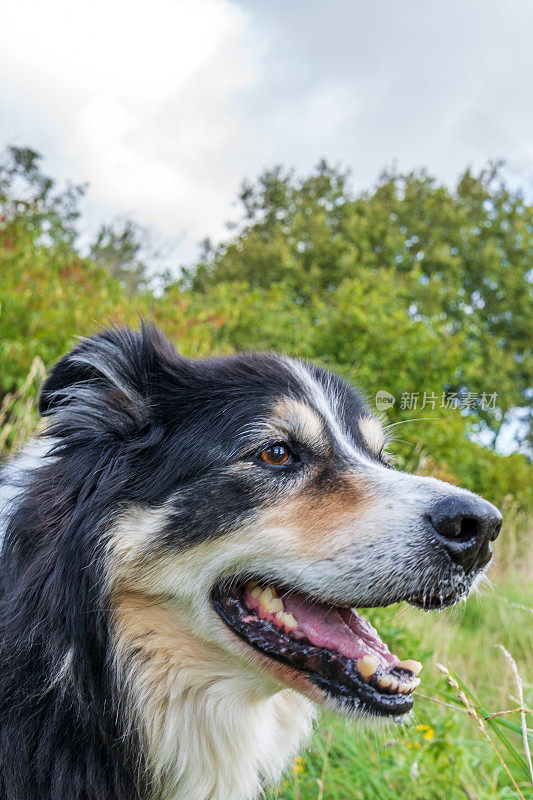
375;390;395;411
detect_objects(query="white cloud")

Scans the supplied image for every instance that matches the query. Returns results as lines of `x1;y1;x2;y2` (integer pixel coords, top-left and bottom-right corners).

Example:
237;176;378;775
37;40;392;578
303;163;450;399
236;0;533;189
0;0;255;255
1;0;532;265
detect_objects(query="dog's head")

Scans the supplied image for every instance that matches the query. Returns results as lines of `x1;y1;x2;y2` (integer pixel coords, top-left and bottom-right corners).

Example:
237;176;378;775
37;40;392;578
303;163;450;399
40;325;502;720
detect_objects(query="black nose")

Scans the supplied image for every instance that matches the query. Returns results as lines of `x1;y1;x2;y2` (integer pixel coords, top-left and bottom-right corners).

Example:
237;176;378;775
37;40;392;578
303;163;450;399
429;495;502;572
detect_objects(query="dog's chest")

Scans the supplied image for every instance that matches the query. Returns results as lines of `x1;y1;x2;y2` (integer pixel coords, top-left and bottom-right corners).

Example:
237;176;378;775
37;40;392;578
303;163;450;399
147;684;315;800
154;687;314;800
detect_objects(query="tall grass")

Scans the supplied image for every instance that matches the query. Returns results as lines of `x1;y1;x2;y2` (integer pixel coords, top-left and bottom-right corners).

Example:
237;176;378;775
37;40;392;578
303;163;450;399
266;545;532;800
0;356;45;458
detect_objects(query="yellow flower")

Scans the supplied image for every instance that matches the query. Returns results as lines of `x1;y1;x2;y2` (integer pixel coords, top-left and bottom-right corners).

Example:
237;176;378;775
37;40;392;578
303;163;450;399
415;723;434;740
293;756;306;774
283;780;289;787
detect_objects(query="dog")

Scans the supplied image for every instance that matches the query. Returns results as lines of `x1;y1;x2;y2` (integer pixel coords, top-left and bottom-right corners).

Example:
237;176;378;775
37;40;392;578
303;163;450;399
0;324;502;800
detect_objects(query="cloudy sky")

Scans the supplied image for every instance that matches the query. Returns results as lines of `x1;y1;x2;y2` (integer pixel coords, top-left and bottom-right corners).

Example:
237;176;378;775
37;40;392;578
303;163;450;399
1;0;532;264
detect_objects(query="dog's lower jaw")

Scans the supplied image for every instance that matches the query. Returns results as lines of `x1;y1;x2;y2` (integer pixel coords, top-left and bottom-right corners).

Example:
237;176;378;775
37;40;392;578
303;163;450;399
112;592;315;800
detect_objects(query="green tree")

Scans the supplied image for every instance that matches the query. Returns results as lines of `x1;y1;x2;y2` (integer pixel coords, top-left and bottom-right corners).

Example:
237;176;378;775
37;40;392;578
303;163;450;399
0;145;84;249
187;161;533;450
1;146;531;508
89;219;151;296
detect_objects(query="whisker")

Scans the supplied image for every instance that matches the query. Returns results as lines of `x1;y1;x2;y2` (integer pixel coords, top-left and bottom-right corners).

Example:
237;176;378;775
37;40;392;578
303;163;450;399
384;417;440;429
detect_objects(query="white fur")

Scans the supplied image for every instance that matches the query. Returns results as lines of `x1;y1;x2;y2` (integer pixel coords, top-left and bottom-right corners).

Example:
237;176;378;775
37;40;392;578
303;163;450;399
358;416;387;456
114;608;315;800
0;438;56;551
109;510;318;799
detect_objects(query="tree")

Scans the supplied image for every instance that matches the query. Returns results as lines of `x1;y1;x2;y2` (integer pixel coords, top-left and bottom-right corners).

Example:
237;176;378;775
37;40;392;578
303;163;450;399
1;146;531;507
186;161;533;450
0;145;84;249
89;219;151;296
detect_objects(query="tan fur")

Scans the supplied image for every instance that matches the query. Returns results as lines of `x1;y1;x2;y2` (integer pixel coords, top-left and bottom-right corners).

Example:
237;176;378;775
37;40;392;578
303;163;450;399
358;416;387;456
281;473;373;551
112;591;315;800
270;398;328;453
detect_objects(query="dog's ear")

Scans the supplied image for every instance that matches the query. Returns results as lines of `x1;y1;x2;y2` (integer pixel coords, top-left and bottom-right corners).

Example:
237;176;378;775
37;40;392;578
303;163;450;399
39;323;178;438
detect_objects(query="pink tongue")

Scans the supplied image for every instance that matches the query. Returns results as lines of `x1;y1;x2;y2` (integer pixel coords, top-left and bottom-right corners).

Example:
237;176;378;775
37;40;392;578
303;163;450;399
282;592;398;670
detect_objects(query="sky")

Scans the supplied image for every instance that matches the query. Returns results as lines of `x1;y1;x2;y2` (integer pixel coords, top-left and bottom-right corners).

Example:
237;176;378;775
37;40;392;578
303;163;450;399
1;0;533;265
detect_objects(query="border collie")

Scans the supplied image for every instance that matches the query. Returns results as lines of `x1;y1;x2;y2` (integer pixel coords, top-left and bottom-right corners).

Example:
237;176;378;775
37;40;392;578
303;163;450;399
0;325;502;800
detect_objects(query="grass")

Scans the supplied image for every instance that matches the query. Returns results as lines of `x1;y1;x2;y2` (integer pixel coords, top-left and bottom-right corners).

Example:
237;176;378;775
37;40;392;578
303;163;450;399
266;553;533;800
0;355;45;456
1;367;531;800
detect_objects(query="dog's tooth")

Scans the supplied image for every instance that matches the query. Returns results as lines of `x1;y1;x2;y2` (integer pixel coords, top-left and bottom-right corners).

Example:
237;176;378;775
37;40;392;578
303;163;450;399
259;588;284;613
278;612;298;629
250;586;263;600
396;659;423;676
357;655;378;680
388;676;399;692
376;674;392;690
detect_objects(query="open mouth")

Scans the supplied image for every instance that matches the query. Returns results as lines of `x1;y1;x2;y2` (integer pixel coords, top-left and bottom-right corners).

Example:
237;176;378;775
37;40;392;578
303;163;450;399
213;582;423;718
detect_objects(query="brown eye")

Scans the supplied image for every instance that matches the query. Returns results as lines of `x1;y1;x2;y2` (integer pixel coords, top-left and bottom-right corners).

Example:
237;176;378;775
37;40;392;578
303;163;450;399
259;443;293;467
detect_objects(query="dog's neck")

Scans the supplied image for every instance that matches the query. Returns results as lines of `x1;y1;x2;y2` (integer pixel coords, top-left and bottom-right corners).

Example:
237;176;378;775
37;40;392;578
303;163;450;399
112;592;315;800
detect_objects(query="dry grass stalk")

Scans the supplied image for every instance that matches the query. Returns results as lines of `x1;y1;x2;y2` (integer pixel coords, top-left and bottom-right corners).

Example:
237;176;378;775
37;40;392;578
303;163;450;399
496;646;533;786
316;726;334;800
484;708;532;721
436;663;526;800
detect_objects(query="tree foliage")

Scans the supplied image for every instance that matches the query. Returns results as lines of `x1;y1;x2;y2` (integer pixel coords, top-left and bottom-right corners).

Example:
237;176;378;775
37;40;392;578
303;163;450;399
189;161;533;450
1;147;531;510
89;219;153;296
0;145;83;248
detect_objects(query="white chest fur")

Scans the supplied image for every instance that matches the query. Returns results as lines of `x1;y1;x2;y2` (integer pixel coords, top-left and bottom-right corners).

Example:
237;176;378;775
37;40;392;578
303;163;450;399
112;593;316;800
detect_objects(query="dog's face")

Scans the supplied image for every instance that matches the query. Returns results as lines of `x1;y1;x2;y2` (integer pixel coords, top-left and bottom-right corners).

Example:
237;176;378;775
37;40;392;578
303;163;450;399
41;327;502;720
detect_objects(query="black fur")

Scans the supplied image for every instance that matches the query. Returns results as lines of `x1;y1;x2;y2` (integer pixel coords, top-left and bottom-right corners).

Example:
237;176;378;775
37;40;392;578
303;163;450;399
0;325;378;800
